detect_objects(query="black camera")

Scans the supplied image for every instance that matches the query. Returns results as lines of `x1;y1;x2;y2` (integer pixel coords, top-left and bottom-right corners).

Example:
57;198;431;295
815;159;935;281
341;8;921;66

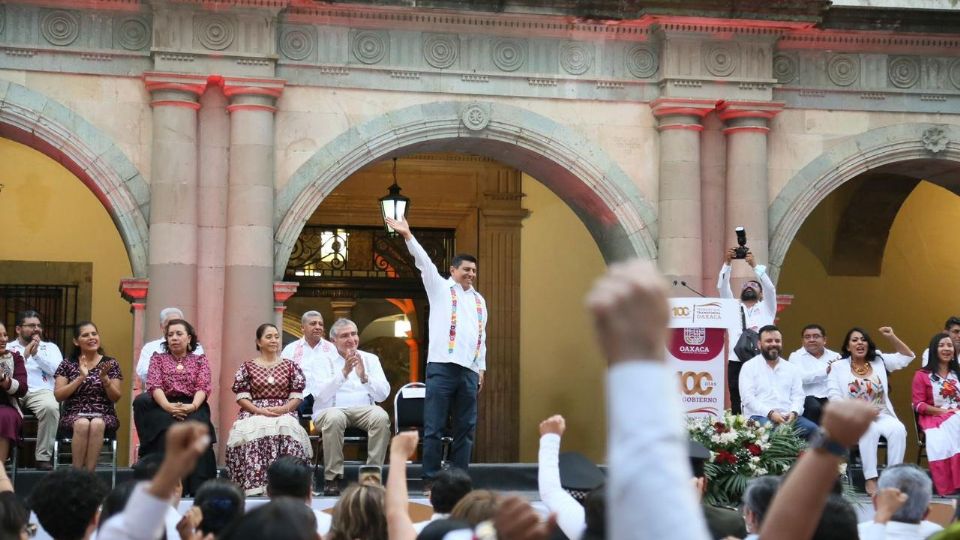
733;227;749;259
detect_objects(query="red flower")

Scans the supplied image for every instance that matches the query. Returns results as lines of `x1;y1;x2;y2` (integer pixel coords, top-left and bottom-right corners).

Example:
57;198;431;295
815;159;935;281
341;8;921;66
715;450;738;465
745;443;762;456
713;422;728;433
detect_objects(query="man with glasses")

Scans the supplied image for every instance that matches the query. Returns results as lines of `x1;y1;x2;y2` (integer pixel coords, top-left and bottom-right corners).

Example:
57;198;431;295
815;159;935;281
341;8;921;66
8;310;62;470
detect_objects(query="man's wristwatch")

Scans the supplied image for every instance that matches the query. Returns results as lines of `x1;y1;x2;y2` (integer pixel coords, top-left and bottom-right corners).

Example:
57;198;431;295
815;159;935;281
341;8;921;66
809;427;848;459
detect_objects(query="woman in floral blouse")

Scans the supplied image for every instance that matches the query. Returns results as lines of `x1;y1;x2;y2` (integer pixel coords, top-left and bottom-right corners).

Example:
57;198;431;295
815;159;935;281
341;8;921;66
225;323;313;495
827;326;914;495
912;332;960;495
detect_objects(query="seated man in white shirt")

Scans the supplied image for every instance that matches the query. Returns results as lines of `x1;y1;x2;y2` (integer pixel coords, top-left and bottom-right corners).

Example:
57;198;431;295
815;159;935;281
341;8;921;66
787;323;840;425
267;455;332;535
281;310;337;368
739;325;816;439
304;318;391;496
281;310;337;416
9;310;62;470
858;464;943;540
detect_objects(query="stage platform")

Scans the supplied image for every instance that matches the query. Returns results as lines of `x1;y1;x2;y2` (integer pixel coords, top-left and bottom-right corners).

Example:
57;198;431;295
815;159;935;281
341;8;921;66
8;462;543;497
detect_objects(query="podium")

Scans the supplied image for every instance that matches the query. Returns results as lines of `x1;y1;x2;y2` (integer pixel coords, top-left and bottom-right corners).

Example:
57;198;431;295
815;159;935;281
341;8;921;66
666;298;739;419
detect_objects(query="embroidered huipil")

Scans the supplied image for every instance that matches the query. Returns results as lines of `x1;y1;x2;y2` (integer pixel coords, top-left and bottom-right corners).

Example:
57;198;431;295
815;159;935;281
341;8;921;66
406;237;487;373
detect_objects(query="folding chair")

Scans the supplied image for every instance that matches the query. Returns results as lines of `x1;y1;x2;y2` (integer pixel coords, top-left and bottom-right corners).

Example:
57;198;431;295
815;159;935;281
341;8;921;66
393;382;453;467
53;430;119;488
914;410;927;465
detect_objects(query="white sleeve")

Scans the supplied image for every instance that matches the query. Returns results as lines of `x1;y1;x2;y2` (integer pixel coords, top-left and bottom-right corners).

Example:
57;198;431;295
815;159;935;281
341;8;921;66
538;434;586;540
879;351;914;372
608;362;710;540
135;346;153;385
477;297;488;372
790;369;805;415
97;483;170;540
305;356;345;404
755;265;778;322
33;343;63;376
717;264;734;299
405;236;446;292
363;355;391;403
827;365;846;402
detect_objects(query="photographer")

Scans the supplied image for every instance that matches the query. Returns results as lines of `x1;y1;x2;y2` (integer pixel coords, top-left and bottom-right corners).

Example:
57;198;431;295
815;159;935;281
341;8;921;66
717;229;777;415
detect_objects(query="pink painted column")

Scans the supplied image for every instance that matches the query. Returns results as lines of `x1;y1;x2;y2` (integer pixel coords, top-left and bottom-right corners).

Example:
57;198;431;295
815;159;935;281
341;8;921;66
274;282;299;332
197;85;230;445
119;278;149;463
652;98;714;293
143;73;205;332
719;101;783;279
218;78;285;455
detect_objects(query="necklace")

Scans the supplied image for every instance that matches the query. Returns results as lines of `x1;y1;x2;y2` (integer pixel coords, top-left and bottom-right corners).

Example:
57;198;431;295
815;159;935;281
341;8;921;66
255;357;280;384
174;354;187;371
852;361;870;376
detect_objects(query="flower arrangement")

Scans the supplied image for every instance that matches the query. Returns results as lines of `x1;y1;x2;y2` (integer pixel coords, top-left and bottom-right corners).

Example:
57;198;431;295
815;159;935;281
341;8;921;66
687;413;805;506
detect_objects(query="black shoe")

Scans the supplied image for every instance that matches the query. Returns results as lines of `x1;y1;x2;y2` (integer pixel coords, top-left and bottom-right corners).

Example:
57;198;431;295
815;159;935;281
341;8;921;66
323;479;341;497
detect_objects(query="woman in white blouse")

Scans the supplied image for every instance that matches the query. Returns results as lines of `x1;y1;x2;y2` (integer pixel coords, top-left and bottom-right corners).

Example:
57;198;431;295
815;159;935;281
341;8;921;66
827;326;914;495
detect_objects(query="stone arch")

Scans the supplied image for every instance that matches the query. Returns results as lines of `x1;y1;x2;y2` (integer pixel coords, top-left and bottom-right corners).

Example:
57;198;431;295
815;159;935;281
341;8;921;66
274;101;658;278
768;123;960;281
0;79;150;276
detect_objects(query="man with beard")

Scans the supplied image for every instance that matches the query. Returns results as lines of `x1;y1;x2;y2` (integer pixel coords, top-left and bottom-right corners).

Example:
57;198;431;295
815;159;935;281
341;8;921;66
739;325;815;438
8;310;62;470
718;248;777;414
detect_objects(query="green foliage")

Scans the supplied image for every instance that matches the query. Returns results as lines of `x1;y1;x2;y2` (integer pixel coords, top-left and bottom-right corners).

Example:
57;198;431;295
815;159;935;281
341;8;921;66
688;413;806;506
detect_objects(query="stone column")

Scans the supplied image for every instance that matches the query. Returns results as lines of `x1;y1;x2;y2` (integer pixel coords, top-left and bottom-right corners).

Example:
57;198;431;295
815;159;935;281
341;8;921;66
197;86;230;441
651;98;714;293
274;282;299;332
143;73;205;332
476;172;528;463
119;277;149;463
718;101;783;275
219;78;284;453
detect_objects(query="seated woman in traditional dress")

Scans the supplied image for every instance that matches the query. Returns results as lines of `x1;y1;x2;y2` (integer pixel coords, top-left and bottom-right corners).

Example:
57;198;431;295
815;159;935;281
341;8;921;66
226;323;312;495
912;332;960;495
0;323;28;464
827;326;913;495
54;321;122;470
134;319;217;495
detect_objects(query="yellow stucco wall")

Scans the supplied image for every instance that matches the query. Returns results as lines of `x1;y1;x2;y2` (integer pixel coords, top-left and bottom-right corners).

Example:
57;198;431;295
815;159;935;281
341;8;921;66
0;138;134;463
519;175;608;463
778;181;960;462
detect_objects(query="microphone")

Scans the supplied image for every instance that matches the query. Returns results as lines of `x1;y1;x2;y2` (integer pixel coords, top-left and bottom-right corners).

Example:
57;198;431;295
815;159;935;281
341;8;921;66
679;280;706;297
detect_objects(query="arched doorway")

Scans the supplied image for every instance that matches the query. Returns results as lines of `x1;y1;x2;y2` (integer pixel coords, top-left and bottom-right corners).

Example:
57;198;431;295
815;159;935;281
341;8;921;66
0;81;149;464
773;124;960;463
278;116;623;461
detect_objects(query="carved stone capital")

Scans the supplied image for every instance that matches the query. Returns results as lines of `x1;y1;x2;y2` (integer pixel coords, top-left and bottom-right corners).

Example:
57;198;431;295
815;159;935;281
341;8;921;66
651;98;714;132
143;72;207;109
717;100;784;134
222;77;285;113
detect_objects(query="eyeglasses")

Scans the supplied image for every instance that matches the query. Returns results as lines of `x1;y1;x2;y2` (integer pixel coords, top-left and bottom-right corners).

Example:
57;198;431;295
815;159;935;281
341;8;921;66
20;324;41;329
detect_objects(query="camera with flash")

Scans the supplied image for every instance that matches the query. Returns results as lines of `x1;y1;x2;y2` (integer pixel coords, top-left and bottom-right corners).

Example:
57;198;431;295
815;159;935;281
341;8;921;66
733;227;749;259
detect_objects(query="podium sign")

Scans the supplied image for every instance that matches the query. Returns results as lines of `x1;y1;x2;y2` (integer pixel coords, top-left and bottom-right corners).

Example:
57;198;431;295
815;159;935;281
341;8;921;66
666;298;739;419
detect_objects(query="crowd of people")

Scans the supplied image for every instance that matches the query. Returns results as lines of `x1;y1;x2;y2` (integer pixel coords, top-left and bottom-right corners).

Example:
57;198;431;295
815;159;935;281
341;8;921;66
1;241;960;538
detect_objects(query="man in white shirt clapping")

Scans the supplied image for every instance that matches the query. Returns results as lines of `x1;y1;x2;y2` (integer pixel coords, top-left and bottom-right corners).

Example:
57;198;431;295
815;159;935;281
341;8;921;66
787;324;840;425
739;325;816;439
304;318;391;496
